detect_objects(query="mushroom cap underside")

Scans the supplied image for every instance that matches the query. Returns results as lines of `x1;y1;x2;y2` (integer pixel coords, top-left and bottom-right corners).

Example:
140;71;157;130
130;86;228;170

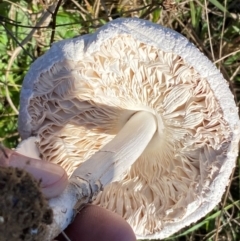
18;18;240;239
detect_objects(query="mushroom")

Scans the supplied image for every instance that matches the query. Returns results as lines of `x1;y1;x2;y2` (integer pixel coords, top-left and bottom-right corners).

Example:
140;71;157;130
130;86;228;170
17;18;240;240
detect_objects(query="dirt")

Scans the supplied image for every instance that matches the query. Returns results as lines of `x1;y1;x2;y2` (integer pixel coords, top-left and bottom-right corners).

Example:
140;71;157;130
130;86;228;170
0;166;53;241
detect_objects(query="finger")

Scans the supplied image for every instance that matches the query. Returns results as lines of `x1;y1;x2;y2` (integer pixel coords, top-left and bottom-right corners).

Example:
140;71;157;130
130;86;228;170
55;205;136;241
0;147;68;198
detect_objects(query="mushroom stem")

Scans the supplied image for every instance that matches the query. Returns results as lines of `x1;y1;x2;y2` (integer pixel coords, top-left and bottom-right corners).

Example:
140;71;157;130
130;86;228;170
46;111;157;240
72;111;157;186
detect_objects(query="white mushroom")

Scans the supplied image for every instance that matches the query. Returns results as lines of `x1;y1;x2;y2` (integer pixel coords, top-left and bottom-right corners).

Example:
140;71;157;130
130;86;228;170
18;18;240;240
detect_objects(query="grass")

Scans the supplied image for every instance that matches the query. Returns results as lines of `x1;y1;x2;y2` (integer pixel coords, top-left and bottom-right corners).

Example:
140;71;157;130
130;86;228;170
0;0;240;240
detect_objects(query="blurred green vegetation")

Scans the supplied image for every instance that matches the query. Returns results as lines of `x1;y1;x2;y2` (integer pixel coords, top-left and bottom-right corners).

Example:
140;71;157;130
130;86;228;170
0;0;240;240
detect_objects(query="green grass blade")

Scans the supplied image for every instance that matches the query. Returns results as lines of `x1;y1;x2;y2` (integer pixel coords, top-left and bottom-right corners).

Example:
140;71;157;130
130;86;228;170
167;200;240;239
209;0;228;13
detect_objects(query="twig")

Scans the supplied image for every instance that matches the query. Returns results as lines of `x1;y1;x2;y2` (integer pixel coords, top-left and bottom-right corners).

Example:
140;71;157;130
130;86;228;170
60;231;71;241
93;0;101;19
204;0;215;61
214;49;240;64
218;0;227;71
0;82;21;88
69;0;87;21
3;0;30;13
0;22;34;60
100;0;113;21
174;16;212;59
139;1;157;19
49;0;63;45
0;132;19;142
4;2;60;115
0;4;153;30
230;65;240;82
214;170;235;241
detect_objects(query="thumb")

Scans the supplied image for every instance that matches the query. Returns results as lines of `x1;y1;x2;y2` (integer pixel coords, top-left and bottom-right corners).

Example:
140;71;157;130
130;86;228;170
0;146;68;198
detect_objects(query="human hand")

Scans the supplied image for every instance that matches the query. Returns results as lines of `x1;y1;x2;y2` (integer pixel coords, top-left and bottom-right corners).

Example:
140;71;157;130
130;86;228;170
0;146;136;241
0;146;68;198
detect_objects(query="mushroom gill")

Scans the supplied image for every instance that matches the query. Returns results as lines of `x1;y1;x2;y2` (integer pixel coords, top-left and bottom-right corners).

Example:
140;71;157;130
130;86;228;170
18;19;238;239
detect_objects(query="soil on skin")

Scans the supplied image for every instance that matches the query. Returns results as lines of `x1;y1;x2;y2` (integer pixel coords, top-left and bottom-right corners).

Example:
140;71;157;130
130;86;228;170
0;166;53;241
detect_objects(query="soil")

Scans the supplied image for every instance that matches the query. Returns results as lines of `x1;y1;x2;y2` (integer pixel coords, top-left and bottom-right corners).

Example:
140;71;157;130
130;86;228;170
0;166;53;241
